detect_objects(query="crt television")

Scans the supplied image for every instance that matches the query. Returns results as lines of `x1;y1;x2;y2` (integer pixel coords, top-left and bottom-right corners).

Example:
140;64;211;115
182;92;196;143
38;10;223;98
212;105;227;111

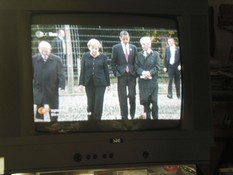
0;0;213;174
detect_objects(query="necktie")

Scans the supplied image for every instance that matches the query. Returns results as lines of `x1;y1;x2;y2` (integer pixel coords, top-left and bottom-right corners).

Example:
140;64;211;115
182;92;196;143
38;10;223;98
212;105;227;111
124;45;129;72
125;45;128;61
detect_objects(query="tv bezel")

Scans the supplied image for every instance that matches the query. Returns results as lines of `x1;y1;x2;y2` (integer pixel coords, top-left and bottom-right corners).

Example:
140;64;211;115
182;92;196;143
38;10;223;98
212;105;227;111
0;0;213;173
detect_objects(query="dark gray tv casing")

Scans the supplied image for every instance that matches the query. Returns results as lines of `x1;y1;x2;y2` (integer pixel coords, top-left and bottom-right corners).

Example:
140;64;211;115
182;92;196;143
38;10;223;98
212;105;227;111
0;0;213;174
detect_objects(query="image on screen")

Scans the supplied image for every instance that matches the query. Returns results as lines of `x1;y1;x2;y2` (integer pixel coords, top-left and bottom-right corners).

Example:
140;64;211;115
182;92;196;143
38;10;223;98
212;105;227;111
31;23;182;132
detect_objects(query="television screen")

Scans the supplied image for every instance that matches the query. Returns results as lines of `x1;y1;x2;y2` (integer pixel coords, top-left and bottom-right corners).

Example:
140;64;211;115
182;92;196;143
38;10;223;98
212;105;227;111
31;14;182;133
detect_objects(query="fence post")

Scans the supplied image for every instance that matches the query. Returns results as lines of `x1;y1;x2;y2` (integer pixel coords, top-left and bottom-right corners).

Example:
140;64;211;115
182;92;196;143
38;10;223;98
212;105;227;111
65;25;74;94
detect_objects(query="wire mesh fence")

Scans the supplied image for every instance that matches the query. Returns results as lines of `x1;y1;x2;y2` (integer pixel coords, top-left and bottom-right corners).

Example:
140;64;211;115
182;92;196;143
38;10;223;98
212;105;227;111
31;24;178;80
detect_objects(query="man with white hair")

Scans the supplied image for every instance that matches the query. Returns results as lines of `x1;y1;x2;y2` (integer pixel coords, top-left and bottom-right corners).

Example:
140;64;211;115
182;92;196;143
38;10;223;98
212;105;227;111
136;36;160;119
32;41;65;121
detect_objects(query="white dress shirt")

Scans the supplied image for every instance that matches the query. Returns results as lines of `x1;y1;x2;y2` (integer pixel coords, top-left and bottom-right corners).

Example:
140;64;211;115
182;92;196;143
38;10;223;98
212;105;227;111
169;45;175;65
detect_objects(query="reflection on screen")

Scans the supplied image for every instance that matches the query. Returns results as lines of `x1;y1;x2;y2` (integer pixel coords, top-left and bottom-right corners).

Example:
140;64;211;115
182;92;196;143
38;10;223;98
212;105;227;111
31;24;182;123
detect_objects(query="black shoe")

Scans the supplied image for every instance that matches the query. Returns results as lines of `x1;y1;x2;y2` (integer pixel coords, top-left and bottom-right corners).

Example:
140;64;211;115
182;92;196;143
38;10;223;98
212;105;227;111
146;113;151;119
167;94;173;99
130;113;135;120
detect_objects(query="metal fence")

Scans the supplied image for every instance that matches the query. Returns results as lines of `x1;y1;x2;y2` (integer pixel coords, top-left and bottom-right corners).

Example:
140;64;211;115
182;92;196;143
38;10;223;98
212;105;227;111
32;24;178;77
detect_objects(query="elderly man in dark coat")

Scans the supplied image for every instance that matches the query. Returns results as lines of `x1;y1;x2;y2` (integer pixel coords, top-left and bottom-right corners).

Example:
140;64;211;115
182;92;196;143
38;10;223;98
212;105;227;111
32;41;65;121
136;37;160;119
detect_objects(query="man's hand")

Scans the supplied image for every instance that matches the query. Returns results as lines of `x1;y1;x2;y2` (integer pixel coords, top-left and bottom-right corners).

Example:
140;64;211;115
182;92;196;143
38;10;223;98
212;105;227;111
142;71;152;79
178;65;181;71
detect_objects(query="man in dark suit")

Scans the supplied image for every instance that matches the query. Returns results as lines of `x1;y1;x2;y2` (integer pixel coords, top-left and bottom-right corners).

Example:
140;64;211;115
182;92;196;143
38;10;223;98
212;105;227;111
32;41;65;121
51;29;67;74
136;36;160;119
111;31;137;119
163;37;181;99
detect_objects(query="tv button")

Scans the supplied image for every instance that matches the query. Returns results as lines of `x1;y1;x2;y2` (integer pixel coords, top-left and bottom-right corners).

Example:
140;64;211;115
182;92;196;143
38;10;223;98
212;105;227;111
142;151;149;158
86;154;91;160
73;153;82;162
109;153;114;158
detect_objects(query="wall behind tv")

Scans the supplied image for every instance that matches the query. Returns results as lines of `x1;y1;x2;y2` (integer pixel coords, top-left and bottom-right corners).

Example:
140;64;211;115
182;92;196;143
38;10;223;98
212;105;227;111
208;0;233;63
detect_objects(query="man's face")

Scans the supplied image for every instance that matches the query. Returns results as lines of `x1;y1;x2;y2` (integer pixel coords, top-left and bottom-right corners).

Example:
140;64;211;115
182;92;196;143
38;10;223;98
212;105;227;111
59;30;65;38
141;42;150;51
120;35;130;45
39;47;51;57
168;38;175;46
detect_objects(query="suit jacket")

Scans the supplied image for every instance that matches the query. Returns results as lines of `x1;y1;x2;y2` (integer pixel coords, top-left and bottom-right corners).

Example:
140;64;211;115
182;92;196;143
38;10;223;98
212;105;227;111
136;50;160;104
111;43;137;77
51;37;64;58
79;52;110;86
164;46;180;69
32;53;65;108
136;50;160;81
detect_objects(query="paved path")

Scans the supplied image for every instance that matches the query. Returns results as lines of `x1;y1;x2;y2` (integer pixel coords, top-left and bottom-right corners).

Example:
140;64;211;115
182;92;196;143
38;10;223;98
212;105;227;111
53;83;181;121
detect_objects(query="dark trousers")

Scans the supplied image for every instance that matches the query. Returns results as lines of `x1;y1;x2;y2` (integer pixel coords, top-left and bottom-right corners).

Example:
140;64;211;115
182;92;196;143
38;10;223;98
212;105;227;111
142;84;159;120
143;101;158;119
167;64;181;97
117;73;136;119
85;81;106;120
